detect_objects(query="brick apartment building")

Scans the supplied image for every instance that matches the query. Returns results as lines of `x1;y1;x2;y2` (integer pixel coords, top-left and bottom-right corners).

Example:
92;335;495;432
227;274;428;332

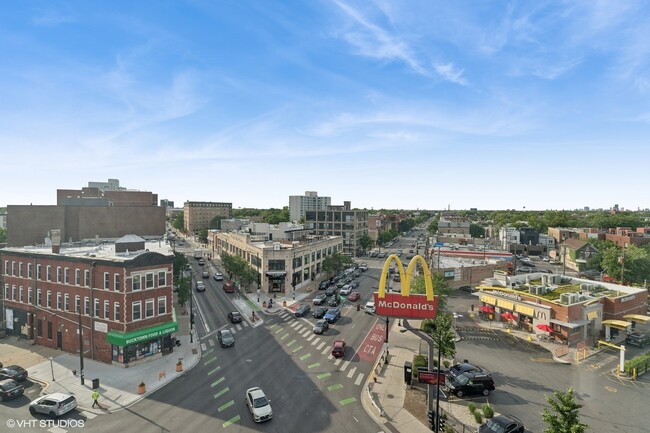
1;234;177;366
183;201;233;234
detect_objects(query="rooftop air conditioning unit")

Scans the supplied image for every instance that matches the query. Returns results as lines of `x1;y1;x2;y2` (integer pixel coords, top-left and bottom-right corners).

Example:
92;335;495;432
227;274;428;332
551;275;562;284
560;293;580;304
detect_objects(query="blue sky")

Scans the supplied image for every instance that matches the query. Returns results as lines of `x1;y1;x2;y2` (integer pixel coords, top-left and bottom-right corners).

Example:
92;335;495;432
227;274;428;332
2;1;649;211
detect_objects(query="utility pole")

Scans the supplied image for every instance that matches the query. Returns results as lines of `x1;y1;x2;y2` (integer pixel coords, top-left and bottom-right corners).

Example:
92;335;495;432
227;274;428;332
78;308;85;385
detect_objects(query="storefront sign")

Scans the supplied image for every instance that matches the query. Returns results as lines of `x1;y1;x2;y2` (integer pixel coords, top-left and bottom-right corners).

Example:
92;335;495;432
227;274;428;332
620;295;636;303
374;254;438;319
492;290;522;302
94;321;108;333
107;321;178;346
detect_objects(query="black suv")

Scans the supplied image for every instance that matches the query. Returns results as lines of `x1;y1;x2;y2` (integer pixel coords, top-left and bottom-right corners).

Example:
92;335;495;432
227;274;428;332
446;371;495;397
448;363;486;379
295;304;311;317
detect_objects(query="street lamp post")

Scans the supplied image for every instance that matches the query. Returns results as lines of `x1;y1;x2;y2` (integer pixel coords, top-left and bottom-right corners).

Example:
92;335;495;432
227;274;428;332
49;356;55;382
78;308;85;385
384;316;389;344
434;331;442;432
189;271;195;344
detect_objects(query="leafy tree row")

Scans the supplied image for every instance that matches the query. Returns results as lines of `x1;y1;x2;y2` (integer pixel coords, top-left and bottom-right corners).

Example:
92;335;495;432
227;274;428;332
584;239;650;285
322;252;353;276
220;252;258;291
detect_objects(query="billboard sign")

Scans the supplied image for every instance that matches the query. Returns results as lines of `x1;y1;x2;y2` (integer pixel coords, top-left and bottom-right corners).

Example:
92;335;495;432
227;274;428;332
418;371;446;386
374;254;438;319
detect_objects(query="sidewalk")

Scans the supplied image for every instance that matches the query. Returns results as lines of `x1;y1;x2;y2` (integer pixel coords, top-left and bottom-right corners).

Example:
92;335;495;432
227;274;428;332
21;305;200;415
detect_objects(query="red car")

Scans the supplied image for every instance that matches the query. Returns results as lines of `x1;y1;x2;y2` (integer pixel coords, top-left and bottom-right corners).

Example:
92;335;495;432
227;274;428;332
223;281;236;293
332;340;346;358
348;292;360;302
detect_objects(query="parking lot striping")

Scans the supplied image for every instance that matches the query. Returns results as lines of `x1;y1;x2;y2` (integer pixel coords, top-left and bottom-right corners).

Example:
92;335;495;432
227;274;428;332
280;333;289;340
204;357;217;366
340;397;357;406
275;327;284;334
218;400;235;412
322;347;330;355
292;345;304;353
347;367;357;378
211;377;225;387
318;372;332;379
214;387;230;398
208;366;222;376
308;362;320;369
327;384;344;392
354;373;364;386
287;339;297;347
222;415;240;428
300;353;312;361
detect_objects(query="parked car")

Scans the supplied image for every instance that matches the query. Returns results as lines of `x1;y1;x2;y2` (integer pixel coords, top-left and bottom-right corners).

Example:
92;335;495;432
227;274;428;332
324;308;341;323
0;365;28;382
347;292;360;302
626;333;650;348
340;285;352;296
195;281;206;292
448;362;487;379
328;296;341;307
313;320;329;335
325;286;337;297
377;252;386;258
313;294;327;305
350;280;360;289
228;311;242;323
29;393;77;418
364;301;376;314
223;281;236;293
331;340;346;358
213;272;224;281
0;379;24;401
245;387;273;423
295;304;311;317
479;414;524;433
458;285;476;293
217;329;235;348
516;267;532;273
446;371;495;397
313;306;328;319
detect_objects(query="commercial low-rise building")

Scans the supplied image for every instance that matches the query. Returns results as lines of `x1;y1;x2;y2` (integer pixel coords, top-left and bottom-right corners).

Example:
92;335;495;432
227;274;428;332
1;235;177;366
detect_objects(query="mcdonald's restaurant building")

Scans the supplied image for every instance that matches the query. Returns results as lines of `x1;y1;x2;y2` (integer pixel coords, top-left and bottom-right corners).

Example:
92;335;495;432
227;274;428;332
478;275;648;347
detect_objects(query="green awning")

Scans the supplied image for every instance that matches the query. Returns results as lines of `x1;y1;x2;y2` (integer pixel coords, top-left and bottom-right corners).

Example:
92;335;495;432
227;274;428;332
107;320;178;346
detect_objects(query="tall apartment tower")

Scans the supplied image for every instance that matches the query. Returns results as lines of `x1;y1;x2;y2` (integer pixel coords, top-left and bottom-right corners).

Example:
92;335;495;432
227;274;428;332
289;191;331;223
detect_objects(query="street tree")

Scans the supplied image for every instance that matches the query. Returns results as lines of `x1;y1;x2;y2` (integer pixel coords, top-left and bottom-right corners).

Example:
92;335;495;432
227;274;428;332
172;251;189;283
172;211;184;231
322;252;353;276
358;234;374;254
541;387;588;433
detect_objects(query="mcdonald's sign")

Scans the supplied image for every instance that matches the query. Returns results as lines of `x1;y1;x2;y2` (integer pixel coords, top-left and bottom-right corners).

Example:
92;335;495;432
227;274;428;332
373;254;438;319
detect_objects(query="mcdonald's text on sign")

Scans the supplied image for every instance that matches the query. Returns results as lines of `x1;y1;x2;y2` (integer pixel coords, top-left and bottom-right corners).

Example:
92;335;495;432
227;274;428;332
373;292;438;319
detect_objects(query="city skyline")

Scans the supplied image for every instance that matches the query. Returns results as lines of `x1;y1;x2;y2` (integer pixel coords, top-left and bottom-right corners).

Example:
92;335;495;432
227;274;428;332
1;2;649;210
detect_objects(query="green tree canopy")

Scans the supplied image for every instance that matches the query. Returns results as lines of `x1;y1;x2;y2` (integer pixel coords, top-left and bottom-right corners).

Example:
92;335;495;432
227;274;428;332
172;211;184;231
322;252;353;275
358;234;374;253
541;387;588;433
209;215;225;230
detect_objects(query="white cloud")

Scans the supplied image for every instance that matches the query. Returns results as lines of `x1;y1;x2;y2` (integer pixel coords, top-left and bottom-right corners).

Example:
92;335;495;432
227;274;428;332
434;63;468;85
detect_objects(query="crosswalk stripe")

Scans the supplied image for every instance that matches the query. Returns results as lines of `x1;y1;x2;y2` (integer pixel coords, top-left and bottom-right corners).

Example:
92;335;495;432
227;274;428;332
307;334;315;341
236;324;242;331
295;324;304;332
347;367;356;378
334;358;342;365
317;342;325;350
208;339;215;346
242;321;249;327
230;327;236;334
82;411;97;419
311;337;320;346
201;343;207;351
290;321;300;328
354;373;364;386
341;360;350;371
280;313;289;318
322;347;330;355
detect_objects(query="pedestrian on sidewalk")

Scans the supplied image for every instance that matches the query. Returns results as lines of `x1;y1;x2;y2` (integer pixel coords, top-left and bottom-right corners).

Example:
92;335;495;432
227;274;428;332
91;389;100;408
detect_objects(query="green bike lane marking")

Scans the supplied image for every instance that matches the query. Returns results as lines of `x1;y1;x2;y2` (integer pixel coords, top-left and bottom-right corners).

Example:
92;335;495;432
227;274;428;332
208;366;221;376
210;377;225;387
339;397;356;406
269;324;278;329
204;357;217;366
317;372;331;379
299;353;311;361
287;339;296;347
292;345;303;353
327;384;343;392
280;333;289;340
243;297;261;312
214;387;230;399
222;415;240;428
218;400;235;412
275;327;283;334
202;349;213;357
308;362;320;369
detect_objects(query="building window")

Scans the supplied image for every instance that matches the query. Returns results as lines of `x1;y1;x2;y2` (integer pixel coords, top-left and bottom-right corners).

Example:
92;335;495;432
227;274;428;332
104;272;110;290
19;263;23;277
158;271;166;287
11;285;16;300
94;299;100;317
47;290;51;308
64;294;70;311
104;300;110;319
132;274;141;291
11;261;15;276
57;292;62;310
47;322;52;340
37;264;42;280
3;260;7;275
268;260;285;271
158;297;166;315
84;270;90;287
46;265;52;281
84;297;90;315
145;299;154;318
28;288;33;304
3;284;8;300
145;273;154;289
132;302;142;321
36;289;41;306
18;287;23;303
114;303;120;321
114;274;120;291
75;269;81;285
37;320;42;338
75;295;80;313
64;267;70;284
57;266;62;283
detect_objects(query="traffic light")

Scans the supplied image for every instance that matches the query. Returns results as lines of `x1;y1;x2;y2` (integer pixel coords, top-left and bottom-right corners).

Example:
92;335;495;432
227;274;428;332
428;410;435;430
190;313;195;325
438;416;446;431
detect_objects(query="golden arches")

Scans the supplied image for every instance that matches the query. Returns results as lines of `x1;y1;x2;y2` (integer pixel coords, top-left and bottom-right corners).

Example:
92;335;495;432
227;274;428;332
377;254;434;301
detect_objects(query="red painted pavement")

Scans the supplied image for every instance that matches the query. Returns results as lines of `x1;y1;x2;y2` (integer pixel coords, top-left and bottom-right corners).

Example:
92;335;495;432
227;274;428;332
355;320;387;363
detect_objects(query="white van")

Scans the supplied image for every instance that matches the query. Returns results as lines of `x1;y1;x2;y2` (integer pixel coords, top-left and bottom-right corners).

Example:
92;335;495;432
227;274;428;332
364;301;376;314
